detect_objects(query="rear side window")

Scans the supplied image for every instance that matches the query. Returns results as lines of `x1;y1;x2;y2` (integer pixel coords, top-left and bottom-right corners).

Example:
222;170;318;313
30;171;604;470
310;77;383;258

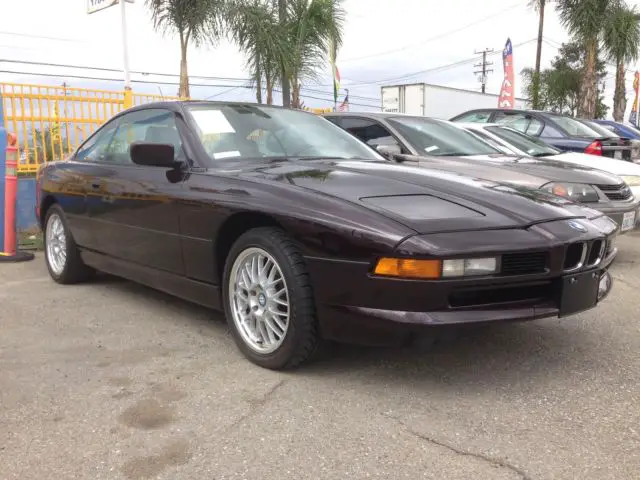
340;118;401;149
452;111;492;123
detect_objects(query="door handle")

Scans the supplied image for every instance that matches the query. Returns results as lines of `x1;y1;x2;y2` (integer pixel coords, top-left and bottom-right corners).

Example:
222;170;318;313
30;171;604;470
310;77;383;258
91;183;101;189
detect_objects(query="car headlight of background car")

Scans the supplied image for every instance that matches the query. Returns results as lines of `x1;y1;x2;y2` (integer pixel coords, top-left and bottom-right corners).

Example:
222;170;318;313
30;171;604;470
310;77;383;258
541;182;600;203
374;257;498;279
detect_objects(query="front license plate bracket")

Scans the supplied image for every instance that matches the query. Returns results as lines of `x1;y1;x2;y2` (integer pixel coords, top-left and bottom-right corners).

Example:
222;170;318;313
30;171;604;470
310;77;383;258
558;270;601;317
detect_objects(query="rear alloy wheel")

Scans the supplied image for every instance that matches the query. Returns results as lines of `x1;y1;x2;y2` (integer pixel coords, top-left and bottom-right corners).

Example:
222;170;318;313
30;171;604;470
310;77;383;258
223;227;319;370
44;204;94;284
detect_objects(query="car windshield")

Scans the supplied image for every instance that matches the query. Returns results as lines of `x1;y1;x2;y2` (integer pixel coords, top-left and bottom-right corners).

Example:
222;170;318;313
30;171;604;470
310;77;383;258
184;104;382;163
585;120;620;138
387;116;501;156
486;126;561;157
549;115;603;137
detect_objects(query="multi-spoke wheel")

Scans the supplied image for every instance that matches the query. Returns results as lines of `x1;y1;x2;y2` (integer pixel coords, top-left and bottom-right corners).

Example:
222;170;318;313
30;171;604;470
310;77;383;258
223;227;319;370
43;204;94;284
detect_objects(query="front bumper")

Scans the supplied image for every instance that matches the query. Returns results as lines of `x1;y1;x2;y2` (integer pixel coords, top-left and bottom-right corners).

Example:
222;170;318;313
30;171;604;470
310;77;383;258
594;201;640;234
308;250;615;346
307;221;618;346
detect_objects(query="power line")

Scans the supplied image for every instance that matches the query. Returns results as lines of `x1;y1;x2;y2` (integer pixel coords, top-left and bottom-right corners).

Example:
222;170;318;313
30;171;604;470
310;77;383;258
0;69;380;108
0;30;82;43
330;38;538;88
340;3;521;63
0;58;380;101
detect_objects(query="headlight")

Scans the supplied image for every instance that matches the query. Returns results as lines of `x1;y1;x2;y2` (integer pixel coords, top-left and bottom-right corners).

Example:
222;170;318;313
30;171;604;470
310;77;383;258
442;257;498;277
373;257;498;279
621;175;640;186
541;182;600;203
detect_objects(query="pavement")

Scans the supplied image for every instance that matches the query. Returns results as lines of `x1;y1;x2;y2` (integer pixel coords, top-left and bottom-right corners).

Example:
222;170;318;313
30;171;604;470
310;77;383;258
1;233;640;480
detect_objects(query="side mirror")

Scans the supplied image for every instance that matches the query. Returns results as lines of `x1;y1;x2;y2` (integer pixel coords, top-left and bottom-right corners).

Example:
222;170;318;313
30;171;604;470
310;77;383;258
376;144;402;160
130;142;177;167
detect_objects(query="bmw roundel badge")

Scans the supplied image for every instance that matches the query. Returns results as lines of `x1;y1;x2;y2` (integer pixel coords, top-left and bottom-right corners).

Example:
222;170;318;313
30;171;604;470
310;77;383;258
567;220;587;233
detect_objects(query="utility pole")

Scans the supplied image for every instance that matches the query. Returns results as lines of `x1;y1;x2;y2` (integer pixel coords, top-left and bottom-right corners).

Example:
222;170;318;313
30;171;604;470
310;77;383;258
278;0;290;108
532;0;547;109
473;48;494;94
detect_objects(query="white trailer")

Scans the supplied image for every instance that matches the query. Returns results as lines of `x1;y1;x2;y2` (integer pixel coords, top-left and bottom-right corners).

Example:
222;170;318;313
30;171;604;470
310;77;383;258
381;83;530;120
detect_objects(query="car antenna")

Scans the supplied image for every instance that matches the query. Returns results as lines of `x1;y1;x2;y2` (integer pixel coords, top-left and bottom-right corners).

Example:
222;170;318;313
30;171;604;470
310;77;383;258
157;86;165;100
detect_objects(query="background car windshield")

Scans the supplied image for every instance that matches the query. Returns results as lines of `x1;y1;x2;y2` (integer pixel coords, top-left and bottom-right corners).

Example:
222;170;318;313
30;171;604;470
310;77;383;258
387;117;500;156
550;115;603;137
585;120;620;138
486;126;561;156
184;104;382;163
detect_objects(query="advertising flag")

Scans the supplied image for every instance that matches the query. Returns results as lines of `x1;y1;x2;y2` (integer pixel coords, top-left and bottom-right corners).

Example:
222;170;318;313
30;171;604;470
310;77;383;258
498;38;515;108
629;71;639;126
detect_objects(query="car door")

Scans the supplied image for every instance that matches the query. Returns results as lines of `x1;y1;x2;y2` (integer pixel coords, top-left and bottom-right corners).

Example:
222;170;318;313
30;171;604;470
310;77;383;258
64;119;119;249
84;108;187;274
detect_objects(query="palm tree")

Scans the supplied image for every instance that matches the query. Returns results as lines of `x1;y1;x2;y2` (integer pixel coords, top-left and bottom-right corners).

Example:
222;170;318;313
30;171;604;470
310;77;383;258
228;0;283;104
529;0;546;109
556;0;619;118
146;0;227;98
603;4;640;121
284;0;345;108
230;0;345;108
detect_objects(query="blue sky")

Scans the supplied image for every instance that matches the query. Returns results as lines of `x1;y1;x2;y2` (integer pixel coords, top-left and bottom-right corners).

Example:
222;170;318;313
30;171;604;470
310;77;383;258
1;0;639;117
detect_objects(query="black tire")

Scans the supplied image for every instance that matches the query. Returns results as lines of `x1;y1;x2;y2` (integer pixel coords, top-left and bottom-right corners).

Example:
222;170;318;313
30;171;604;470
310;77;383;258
43;204;94;284
222;227;319;370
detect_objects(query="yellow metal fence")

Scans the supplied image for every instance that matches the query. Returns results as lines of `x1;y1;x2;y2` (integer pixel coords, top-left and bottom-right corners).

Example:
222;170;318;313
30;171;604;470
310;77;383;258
1;83;179;173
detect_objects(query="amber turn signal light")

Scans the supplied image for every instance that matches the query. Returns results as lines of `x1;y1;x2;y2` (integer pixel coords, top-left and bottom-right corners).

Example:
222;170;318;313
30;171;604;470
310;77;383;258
374;258;442;279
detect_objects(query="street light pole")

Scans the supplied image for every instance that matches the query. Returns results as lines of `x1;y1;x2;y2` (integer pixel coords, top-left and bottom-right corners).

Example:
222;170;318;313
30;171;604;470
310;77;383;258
120;0;131;90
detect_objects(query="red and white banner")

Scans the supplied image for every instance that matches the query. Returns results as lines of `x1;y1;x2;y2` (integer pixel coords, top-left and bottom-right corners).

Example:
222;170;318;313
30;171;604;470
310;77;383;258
498;38;514;108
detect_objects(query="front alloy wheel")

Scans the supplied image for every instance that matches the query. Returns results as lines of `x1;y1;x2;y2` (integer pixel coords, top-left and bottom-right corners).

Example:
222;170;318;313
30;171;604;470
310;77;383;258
229;247;290;354
223;227;319;370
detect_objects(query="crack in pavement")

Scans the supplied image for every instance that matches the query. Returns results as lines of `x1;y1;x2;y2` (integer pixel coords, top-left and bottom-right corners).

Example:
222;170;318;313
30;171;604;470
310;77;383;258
383;413;532;480
224;379;286;433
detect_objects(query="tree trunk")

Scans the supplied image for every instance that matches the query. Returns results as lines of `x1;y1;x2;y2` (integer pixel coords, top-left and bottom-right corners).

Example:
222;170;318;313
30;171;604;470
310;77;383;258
255;54;263;104
532;0;545;109
278;0;290;107
266;75;273;105
613;59;626;122
290;77;300;108
179;36;190;99
579;40;598;118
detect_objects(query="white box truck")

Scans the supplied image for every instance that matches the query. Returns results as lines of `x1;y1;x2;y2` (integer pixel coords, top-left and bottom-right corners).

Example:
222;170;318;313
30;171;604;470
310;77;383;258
381;82;530;120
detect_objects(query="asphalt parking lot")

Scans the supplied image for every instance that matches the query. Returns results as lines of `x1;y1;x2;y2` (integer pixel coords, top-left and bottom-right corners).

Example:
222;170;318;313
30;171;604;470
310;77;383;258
1;233;640;480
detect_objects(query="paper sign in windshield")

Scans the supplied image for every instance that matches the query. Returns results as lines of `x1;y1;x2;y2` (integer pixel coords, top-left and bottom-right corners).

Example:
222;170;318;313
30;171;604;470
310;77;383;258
191;110;236;135
213;150;241;159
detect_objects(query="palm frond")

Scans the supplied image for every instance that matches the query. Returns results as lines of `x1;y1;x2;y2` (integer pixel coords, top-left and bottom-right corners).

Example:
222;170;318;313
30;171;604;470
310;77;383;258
603;4;640;64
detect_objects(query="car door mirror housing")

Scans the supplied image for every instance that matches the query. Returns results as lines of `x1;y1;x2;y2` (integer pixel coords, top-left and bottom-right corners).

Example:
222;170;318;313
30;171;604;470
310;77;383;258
130;142;177;167
376;144;402;159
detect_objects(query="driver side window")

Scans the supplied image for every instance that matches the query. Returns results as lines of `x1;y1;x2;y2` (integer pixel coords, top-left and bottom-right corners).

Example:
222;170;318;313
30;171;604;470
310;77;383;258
108;109;184;164
75;121;118;163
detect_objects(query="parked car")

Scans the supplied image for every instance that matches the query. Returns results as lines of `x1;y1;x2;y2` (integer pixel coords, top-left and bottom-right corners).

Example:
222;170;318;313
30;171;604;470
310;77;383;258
593;119;640;140
459;122;640;199
37;101;618;369
573;118;634;161
324;112;640;234
450;108;632;160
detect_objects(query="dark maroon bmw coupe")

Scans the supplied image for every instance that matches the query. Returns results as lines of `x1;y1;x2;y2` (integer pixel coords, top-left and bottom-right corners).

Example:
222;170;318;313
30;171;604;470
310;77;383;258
36;101;617;369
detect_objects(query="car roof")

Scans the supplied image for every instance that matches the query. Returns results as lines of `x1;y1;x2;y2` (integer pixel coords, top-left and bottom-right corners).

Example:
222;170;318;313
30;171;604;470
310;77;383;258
324;111;449;122
121;99;290;114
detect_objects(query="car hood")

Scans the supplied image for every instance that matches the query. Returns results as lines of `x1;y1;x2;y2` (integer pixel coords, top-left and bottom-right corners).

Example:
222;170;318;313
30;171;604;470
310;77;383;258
218;159;606;234
543;151;640;176
455;153;625;185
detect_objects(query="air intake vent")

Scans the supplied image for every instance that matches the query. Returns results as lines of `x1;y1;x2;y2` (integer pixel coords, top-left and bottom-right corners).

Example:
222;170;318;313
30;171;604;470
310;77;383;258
596;184;633;201
586;240;605;266
501;251;548;276
564;242;587;271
